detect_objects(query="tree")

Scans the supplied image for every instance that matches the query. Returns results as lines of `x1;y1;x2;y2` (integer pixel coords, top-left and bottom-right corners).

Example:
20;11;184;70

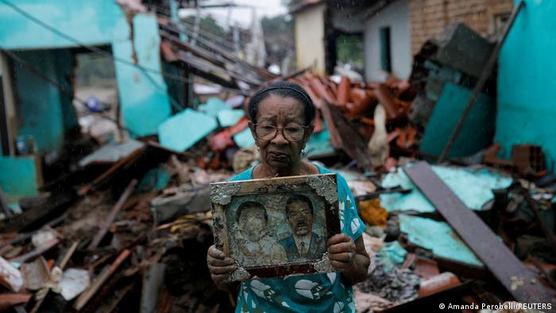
183;14;226;39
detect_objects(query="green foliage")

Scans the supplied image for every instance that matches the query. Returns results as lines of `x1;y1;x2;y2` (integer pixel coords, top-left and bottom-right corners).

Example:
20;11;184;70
76;53;115;86
261;15;295;66
336;34;364;69
183;14;226;38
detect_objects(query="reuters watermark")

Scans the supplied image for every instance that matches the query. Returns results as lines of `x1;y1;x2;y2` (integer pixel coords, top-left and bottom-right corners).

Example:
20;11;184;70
437;302;552;311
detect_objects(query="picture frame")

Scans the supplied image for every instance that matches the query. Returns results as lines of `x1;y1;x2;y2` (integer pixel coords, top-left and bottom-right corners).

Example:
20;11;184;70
210;173;340;282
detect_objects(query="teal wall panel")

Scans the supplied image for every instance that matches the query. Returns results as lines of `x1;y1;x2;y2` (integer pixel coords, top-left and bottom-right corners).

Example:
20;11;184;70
496;0;556;171
420;82;496;158
113;14;172;137
0;0;124;49
12;50;66;153
54;49;79;132
0;155;39;200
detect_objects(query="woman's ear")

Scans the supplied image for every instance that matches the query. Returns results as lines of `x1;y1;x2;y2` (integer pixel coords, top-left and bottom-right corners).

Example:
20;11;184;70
248;121;258;144
303;123;315;142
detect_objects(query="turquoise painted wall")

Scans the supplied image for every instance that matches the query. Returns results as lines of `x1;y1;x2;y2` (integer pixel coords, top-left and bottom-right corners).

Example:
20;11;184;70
12;50;75;153
0;156;39;201
496;0;556;171
113;14;172;137
0;0;124;49
420;82;495;158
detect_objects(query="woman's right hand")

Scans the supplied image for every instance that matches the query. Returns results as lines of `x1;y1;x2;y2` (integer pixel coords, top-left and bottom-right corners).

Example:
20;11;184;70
207;245;237;289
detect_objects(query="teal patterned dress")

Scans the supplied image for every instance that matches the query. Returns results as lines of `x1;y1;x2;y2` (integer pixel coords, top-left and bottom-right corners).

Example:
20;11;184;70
229;163;366;313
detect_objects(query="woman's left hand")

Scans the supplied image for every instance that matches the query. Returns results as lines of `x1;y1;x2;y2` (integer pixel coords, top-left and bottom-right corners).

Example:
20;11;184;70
327;233;356;271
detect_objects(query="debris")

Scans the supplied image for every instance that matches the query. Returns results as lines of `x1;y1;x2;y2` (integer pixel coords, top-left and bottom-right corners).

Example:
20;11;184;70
198;97;227;118
381;165;512;213
0;256;23;292
413;256;440;280
357;257;420;304
158;109;218;152
21;257;50;290
73;249;131;311
88;179;138;250
0;293;31;311
432;23;495;78
437;2;525;162
233;128;255;148
140;263;166;313
79;139;145;167
353;288;393;313
418;272;461;297
368;104;389;169
138;166;172;192
399;214;483;267
359;199;388;227
377;241;408;270
217;109;245;128
10;237;59;264
404;161;555;304
31;227;59;249
150;185;211;224
59;268;90;301
512;145;547;177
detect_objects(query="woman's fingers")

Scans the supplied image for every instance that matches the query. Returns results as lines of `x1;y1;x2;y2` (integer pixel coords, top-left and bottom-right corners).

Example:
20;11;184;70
330;260;351;271
208;257;236;267
327;233;352;246
327;241;356;254
208;264;237;275
329;252;353;263
208;245;225;259
207;244;236;284
327;236;356;271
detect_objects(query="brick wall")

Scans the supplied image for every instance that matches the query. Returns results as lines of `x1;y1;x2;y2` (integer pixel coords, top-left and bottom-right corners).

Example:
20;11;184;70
409;0;513;54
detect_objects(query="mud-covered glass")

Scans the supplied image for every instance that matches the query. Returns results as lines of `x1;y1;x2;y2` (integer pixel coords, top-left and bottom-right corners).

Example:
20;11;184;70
253;123;309;142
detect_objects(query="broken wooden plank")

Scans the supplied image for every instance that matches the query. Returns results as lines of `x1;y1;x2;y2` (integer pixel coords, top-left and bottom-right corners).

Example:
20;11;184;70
0;192;75;233
0;256;23;292
78;148;143;196
73;249;131;311
10;238;59;264
59;241;79;270
88;180;138;250
0;293;31;310
404;161;555;304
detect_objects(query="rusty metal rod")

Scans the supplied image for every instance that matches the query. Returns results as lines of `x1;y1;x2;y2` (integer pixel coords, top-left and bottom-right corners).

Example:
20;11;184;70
437;0;525;162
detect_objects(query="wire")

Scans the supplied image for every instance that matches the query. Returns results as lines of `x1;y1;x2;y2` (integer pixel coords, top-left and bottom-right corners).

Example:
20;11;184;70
1;49;137;136
0;0;192;85
0;0;245;102
0;0;259;96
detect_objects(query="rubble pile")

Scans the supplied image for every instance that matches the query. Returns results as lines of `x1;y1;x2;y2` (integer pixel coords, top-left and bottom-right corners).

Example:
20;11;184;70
1;18;555;313
0;148;235;313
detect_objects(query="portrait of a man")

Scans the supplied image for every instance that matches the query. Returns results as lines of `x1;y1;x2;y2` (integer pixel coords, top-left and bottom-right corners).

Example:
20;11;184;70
234;201;286;265
279;194;326;261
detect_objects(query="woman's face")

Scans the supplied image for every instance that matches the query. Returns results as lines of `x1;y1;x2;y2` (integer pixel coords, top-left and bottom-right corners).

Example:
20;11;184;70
251;95;312;171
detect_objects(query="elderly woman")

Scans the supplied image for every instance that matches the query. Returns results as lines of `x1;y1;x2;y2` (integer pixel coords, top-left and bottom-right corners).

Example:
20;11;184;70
207;81;370;312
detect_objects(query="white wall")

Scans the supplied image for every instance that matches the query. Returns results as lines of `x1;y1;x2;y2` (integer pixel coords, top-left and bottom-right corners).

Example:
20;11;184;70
364;0;412;82
294;3;326;74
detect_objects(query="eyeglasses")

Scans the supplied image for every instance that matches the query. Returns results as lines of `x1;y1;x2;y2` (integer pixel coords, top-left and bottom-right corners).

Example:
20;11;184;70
253;123;310;142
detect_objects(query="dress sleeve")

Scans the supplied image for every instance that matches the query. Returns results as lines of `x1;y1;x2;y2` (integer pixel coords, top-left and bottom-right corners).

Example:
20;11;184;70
336;173;366;241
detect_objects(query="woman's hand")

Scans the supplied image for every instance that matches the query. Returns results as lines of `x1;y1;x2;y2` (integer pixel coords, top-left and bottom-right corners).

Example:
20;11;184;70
207;245;237;289
327;234;356;270
327;234;370;285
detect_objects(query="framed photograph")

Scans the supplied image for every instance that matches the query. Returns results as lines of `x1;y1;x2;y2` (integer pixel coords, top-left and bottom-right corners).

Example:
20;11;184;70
210;173;340;282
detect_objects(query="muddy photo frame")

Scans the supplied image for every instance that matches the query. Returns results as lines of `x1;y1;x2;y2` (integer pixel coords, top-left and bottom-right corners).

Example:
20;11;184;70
210;173;340;282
